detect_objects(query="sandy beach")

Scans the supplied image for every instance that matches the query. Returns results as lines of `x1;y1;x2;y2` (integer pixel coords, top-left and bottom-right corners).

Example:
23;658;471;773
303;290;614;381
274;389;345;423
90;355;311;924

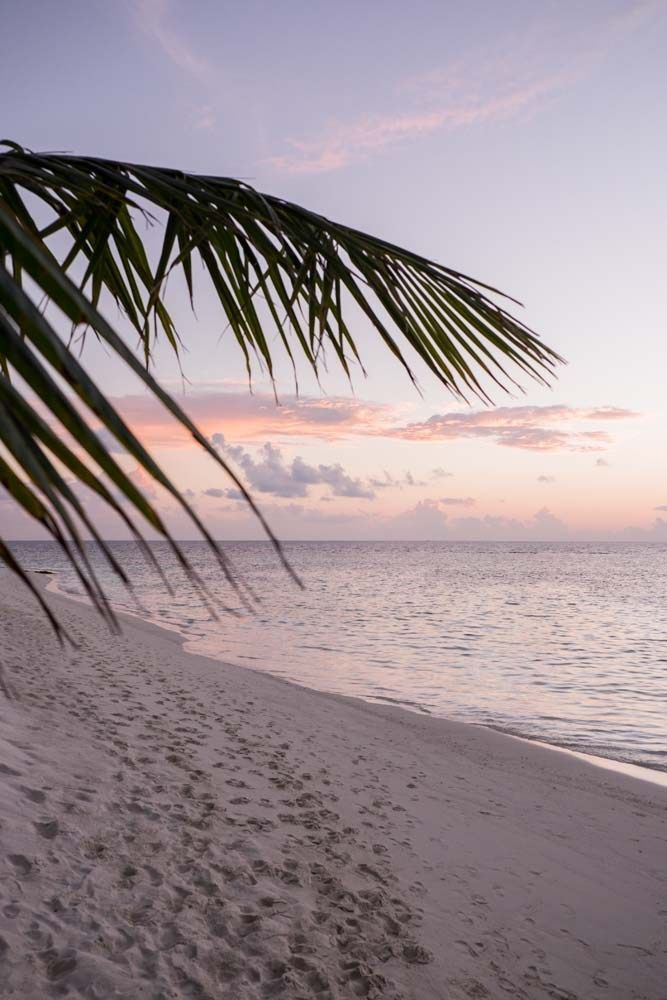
1;572;666;999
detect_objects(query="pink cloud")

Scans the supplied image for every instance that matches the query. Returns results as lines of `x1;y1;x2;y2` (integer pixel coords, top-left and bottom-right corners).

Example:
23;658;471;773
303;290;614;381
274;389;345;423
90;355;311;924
105;390;394;449
268;7;660;175
101;393;637;456
384;405;639;452
269;110;458;175
267;83;564;176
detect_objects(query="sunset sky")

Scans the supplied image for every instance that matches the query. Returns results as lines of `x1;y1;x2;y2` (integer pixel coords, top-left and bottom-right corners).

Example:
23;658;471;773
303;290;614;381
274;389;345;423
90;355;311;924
3;0;667;540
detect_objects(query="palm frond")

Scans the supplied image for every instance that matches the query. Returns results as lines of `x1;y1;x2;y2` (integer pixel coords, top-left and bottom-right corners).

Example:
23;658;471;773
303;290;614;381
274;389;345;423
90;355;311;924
0;141;564;632
0;142;562;397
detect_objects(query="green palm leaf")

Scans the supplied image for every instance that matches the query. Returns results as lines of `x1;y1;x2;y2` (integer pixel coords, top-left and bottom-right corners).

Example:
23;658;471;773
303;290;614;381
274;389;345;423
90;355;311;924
0;141;563;634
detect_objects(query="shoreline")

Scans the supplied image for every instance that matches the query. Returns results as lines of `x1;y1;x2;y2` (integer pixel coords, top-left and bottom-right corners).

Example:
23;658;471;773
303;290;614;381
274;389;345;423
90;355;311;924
45;570;667;789
2;569;667;998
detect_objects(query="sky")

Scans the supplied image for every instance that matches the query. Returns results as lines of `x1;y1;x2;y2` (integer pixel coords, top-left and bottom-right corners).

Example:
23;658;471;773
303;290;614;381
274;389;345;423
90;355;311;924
2;0;667;541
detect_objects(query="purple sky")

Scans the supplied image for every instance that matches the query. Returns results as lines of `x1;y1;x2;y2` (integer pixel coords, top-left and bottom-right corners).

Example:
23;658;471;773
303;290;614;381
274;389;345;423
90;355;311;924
3;0;667;540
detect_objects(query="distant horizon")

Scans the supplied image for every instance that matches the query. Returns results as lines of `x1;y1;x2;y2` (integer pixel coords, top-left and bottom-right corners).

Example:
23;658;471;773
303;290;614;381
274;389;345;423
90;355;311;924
7;537;667;546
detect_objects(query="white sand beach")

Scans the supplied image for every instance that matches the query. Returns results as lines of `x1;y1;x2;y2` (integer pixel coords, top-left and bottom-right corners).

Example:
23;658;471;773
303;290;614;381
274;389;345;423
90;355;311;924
1;572;666;1000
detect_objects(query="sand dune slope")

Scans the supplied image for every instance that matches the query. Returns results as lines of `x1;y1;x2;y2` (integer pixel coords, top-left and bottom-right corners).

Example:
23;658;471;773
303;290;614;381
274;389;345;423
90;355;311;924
0;572;666;999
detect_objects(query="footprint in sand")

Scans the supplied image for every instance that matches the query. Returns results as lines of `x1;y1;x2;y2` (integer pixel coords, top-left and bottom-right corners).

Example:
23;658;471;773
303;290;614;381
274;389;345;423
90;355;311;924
0;764;21;777
7;854;32;876
144;864;163;886
20;786;46;803
33;819;59;839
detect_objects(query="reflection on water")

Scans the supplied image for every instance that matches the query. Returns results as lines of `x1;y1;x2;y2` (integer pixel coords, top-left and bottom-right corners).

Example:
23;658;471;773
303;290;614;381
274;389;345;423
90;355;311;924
10;540;667;771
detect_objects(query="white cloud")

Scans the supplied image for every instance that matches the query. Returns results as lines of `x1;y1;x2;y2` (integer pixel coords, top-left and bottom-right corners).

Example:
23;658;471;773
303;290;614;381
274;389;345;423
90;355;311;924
210;436;374;500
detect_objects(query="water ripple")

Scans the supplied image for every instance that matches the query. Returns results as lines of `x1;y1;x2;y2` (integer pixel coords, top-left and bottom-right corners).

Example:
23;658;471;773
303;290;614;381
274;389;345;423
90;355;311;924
13;539;667;772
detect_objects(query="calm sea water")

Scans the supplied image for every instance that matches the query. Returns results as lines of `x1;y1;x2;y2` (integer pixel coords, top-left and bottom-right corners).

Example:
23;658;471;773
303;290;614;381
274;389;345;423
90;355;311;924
9;540;667;772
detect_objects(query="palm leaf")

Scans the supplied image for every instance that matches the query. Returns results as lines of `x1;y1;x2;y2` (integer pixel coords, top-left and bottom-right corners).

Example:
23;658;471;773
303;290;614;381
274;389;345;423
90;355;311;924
0;141;563;633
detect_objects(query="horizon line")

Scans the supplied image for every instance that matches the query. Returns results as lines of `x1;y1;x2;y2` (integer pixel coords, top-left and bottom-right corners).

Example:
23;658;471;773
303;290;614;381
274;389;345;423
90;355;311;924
5;538;666;546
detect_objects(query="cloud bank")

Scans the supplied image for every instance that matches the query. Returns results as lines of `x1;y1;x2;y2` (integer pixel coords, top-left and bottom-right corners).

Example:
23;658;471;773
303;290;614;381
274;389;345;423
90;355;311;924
105;391;637;455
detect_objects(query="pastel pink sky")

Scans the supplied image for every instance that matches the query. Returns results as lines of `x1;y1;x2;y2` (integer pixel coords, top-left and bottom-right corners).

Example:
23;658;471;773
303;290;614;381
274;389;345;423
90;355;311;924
2;0;666;540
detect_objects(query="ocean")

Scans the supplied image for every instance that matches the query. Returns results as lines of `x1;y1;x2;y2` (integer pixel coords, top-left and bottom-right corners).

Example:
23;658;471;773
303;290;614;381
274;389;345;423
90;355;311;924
9;540;667;772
